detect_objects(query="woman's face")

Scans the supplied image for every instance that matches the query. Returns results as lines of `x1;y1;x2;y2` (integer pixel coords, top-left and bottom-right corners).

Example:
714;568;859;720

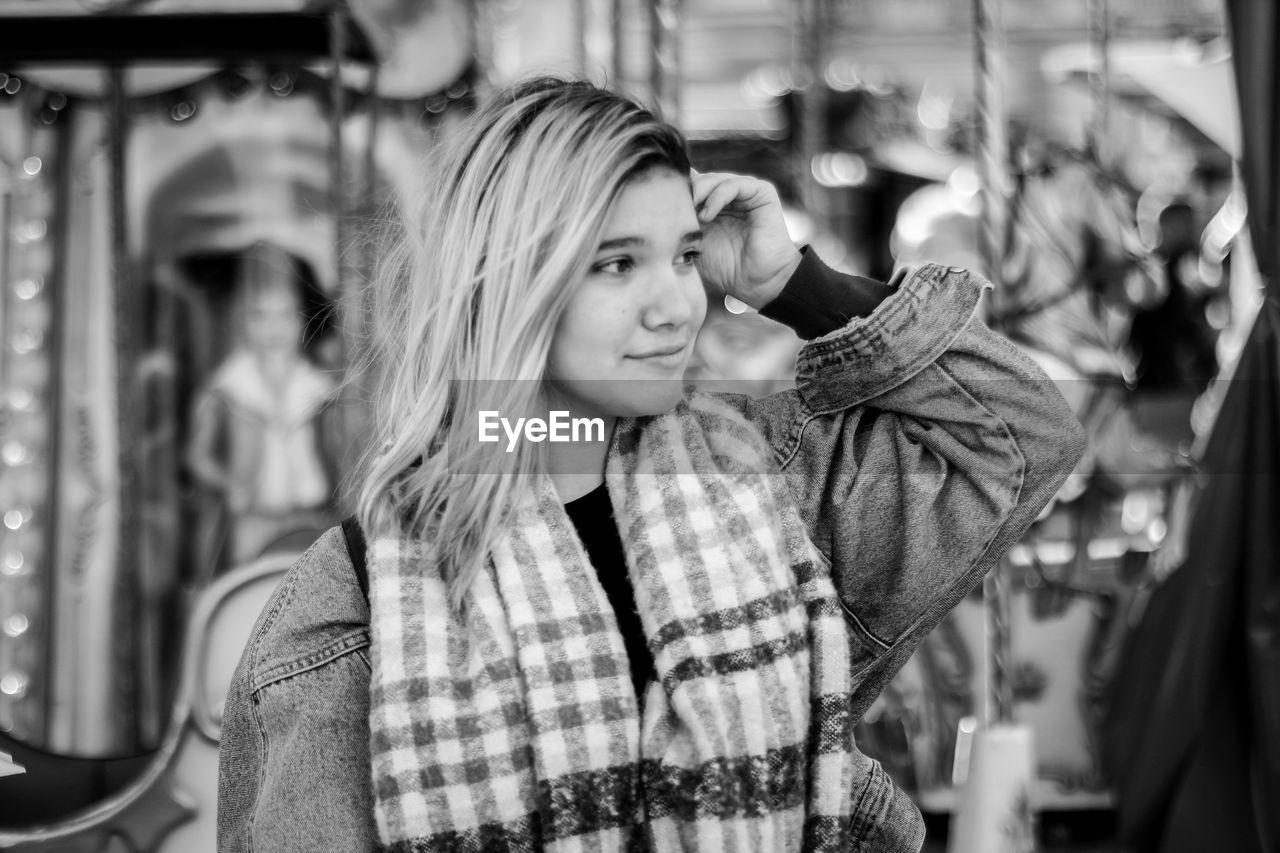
547;169;707;420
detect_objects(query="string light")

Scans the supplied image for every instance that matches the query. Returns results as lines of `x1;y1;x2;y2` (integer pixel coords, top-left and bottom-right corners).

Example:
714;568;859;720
7;389;34;411
1;441;28;466
0;672;28;698
13;278;41;300
2;85;57;735
12;331;42;355
269;71;295;97
13;219;47;244
170;99;197;122
810;151;868;188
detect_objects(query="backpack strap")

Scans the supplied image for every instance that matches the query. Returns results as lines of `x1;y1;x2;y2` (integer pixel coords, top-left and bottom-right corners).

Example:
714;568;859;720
340;515;369;603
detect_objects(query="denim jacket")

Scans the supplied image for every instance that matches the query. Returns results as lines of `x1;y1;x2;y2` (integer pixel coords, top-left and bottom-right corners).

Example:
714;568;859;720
217;257;1085;852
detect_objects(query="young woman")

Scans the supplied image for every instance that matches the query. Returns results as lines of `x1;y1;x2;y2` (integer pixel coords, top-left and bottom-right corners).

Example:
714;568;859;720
218;78;1084;852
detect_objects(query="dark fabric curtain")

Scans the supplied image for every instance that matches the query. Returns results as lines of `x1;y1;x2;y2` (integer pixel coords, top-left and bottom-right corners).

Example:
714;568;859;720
1228;0;1278;281
1105;301;1280;852
1104;5;1279;851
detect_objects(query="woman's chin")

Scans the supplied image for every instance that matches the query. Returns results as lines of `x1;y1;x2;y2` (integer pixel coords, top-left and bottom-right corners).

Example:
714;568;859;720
607;377;686;418
549;374;686;419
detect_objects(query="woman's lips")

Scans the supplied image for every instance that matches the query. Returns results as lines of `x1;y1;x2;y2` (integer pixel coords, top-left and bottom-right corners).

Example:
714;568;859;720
628;344;688;369
630;342;688;359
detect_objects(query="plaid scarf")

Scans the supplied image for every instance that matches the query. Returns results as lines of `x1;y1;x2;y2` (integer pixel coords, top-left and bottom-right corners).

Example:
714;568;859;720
368;393;866;851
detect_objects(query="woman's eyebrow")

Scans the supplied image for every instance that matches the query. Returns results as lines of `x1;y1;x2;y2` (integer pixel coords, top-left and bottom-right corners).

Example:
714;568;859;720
597;236;645;251
596;230;703;252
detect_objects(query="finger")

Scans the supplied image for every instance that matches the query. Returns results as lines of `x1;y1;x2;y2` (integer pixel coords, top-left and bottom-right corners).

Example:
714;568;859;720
697;179;742;223
698;176;776;223
697;175;767;222
691;170;732;210
690;170;762;207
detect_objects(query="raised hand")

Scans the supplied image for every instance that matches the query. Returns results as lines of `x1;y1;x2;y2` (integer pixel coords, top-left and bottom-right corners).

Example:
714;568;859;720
691;171;802;310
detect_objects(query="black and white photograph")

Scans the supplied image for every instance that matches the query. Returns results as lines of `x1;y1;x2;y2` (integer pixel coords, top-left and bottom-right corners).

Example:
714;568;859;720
0;1;1274;851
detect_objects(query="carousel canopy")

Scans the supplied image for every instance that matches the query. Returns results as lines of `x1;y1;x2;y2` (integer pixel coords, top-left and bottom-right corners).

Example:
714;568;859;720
1042;38;1241;159
0;0;375;63
0;0;472;101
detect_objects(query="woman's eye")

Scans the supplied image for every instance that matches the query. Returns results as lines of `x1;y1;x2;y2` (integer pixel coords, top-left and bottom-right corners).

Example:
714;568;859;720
593;257;634;275
679;249;702;266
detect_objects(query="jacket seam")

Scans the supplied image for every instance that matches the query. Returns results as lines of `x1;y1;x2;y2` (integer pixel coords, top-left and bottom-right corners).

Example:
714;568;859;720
775;270;983;470
835;595;892;652
800;264;948;359
777;401;956;654
242;546;312;673
795;269;983;415
801;536;892;653
774;406;814;472
853;360;1027;674
250;629;371;693
246;689;267;853
848;758;886;846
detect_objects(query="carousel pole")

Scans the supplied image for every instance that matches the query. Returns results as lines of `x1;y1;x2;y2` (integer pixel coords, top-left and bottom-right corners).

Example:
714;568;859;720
364;65;379;218
1087;0;1111;163
329;3;362;489
107;64;141;753
973;0;1013;730
472;0;493;93
35;100;64;749
648;0;681;123
360;61;379;335
360;55;380;267
610;0;624;87
791;0;827;223
948;0;1036;850
472;0;506;96
329;5;347;307
572;0;588;77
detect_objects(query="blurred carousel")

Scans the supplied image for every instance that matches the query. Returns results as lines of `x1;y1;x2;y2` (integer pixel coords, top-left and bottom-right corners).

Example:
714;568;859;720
0;0;475;848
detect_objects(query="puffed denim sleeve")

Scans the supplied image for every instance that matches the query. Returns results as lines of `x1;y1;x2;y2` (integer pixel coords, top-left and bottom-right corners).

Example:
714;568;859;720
217;529;377;852
732;252;1086;718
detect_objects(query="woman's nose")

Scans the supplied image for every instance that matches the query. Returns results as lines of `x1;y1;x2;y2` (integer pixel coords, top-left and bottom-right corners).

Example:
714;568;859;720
642;268;700;329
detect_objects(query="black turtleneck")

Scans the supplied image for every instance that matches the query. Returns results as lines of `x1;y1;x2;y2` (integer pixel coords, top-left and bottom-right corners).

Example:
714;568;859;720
563;483;653;697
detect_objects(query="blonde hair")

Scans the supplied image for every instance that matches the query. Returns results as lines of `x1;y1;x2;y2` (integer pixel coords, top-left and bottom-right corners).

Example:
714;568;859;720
357;78;691;608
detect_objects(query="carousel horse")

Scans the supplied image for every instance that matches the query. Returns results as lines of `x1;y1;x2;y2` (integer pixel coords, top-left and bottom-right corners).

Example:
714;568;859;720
996;151;1149;380
991;150;1187;501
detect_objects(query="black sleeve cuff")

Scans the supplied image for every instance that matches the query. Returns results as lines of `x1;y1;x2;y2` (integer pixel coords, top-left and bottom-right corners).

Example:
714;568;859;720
758;245;894;339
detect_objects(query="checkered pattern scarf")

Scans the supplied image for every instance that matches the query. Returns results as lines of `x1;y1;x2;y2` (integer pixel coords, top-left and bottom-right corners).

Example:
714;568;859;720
368;393;865;851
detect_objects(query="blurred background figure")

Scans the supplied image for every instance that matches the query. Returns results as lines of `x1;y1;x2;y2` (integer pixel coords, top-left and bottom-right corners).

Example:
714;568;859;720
1127;200;1220;393
184;243;340;580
